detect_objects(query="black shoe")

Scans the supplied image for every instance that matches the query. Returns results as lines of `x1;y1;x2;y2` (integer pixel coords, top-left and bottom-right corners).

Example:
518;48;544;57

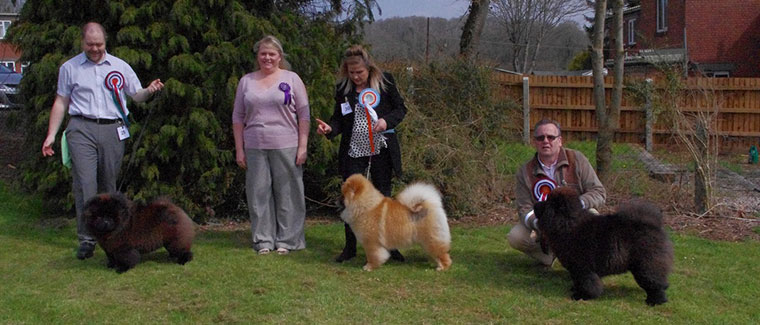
76;243;95;260
334;250;356;263
389;249;405;262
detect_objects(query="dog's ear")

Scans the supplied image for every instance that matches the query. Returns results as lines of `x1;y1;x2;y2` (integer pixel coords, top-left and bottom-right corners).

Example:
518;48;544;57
342;179;357;202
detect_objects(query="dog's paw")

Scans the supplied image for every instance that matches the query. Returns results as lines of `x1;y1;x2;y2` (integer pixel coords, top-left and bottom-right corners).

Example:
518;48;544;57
571;291;593;301
362;264;375;271
646;292;668;306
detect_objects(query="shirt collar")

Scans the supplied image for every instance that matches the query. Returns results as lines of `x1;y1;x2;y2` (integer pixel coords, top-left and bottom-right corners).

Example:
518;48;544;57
537;156;557;169
533;148;569;177
78;52;112;65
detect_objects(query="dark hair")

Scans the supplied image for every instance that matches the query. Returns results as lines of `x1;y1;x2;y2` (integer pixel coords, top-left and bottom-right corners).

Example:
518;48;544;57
533;119;562;136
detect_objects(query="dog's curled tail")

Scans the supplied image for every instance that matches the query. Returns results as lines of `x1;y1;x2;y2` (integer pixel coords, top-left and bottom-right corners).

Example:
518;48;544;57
616;199;664;228
396;182;443;213
396;182;450;242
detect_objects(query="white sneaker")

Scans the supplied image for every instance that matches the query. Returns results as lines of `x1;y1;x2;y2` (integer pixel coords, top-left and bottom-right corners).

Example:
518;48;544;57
257;248;271;255
276;247;289;255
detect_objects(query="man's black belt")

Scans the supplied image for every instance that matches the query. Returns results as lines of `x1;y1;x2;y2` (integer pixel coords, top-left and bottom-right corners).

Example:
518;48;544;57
71;115;122;124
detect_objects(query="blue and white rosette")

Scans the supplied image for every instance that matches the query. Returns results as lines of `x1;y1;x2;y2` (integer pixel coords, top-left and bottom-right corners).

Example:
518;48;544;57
533;178;557;202
359;88;380;121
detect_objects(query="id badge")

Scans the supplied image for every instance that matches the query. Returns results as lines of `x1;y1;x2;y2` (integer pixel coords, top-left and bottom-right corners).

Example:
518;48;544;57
341;102;352;115
117;125;130;141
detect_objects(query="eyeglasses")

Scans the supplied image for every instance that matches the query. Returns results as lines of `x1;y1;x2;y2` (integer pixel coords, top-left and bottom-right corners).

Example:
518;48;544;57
534;135;559;142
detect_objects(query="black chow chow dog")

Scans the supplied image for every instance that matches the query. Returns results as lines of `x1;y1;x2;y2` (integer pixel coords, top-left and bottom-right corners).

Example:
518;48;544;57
83;193;195;273
534;187;673;306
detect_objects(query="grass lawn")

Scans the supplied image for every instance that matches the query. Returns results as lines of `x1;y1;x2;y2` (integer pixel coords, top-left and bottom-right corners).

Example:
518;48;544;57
1;182;759;324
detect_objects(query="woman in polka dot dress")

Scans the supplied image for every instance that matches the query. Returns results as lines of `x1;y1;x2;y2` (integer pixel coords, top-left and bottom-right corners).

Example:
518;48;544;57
315;44;408;263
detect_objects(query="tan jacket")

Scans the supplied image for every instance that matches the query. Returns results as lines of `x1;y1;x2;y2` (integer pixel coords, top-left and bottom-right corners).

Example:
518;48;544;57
515;148;606;228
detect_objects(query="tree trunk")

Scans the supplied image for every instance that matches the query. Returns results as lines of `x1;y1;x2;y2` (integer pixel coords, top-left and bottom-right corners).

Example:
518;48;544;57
596;0;624;180
591;0;608;175
527;32;545;74
694;120;709;213
460;0;491;60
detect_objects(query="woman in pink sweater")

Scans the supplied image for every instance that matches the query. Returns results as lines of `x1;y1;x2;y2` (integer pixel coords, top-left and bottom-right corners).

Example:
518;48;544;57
232;35;310;255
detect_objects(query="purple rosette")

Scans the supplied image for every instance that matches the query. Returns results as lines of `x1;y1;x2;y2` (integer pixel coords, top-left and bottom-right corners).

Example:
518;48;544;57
279;82;291;105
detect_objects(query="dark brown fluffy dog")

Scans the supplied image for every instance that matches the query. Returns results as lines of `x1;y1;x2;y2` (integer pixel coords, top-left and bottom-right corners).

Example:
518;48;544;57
83;193;195;273
340;174;452;271
534;187;673;306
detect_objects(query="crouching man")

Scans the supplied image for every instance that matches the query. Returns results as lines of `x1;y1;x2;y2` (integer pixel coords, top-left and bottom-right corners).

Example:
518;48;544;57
507;119;606;266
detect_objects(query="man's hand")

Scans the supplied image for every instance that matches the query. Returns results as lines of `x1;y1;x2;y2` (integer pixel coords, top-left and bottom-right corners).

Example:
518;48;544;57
42;135;56;156
146;79;164;93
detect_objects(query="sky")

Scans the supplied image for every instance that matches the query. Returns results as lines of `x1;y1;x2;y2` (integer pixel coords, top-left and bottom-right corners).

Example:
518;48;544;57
373;0;470;20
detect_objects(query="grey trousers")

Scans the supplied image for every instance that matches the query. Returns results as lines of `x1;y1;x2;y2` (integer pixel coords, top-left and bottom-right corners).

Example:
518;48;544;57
65;118;125;245
507;221;555;266
245;147;306;251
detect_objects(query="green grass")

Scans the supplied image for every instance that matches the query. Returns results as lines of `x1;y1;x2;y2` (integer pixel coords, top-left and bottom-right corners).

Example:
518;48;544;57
1;182;759;324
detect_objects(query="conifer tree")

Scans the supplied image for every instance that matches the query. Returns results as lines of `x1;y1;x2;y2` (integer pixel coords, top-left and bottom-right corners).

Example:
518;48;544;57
9;0;375;220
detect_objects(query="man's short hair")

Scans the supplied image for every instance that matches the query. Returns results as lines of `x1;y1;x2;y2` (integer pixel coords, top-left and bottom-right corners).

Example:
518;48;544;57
81;22;107;39
533;119;561;136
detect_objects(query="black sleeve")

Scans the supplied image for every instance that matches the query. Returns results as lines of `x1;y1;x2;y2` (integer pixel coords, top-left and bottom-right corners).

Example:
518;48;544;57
381;73;407;130
326;85;345;139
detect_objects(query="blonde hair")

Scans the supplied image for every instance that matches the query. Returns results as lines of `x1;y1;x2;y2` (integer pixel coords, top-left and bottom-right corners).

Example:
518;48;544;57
337;45;387;95
253;35;291;70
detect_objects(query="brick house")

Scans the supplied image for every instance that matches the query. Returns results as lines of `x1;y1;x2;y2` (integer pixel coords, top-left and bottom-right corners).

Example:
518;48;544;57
0;0;23;73
608;0;760;77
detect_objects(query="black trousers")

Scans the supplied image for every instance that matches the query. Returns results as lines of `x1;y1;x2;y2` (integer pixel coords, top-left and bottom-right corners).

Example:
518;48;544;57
340;150;393;255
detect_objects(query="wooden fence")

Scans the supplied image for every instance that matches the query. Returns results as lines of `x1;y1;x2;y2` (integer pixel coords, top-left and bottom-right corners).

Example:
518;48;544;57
493;73;760;153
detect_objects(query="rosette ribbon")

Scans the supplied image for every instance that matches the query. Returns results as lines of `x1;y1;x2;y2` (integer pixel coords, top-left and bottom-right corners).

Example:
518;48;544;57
533;178;557;202
104;71;130;127
279;82;291;105
359;88;381;154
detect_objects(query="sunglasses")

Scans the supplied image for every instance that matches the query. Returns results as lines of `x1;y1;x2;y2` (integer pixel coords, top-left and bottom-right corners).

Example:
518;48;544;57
534;135;559;142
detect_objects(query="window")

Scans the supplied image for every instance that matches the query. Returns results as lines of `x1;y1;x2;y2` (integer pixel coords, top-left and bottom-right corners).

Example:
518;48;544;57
1;61;14;71
710;71;730;78
657;0;668;32
628;19;636;45
21;62;28;74
0;20;11;39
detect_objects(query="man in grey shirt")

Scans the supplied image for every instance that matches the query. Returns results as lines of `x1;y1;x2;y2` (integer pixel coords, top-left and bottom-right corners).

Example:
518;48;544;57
41;22;164;259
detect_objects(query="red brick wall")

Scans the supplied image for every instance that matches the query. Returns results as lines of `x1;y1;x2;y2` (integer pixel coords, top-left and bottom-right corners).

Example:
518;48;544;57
0;42;21;73
637;0;686;49
685;1;760;77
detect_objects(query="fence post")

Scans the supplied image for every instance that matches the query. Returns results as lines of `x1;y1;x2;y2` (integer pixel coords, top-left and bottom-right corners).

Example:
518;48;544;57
523;76;530;144
645;78;653;152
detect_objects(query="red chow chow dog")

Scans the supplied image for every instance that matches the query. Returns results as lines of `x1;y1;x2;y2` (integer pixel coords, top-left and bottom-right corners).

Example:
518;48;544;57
340;174;452;271
83;193;195;273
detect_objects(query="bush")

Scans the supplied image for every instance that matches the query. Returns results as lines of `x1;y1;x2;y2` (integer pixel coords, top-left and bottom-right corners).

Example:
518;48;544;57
390;60;520;218
9;0;361;222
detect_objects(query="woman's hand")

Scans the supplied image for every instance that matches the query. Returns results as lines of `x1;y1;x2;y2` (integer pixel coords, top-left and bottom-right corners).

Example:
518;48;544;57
375;118;387;133
236;149;246;170
296;147;307;166
315;118;332;135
